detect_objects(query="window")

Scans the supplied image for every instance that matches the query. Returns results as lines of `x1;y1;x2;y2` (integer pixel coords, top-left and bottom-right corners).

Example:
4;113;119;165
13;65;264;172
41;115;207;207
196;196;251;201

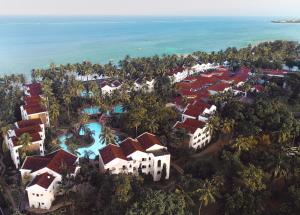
148;165;151;168
157;160;161;168
157;171;161;174
41;194;43;196
36;194;39;197
142;158;146;161
142;165;146;169
42;203;44;205
32;193;35;196
40;144;42;147
129;165;132;168
149;157;151;160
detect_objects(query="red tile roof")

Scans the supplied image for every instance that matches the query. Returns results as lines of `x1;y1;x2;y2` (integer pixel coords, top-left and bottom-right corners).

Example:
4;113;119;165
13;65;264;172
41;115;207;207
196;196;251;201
120;138;144;157
24;96;42;105
28;172;55;189
174;118;206;134
252;84;264;92
99;144;127;164
99;133;163;164
25;83;42;96
12;132;42;146
14;125;42;137
263;69;288;76
168;67;184;76
24;104;47;115
207;82;231;92
16;119;43;128
112;80;122;87
137;132;163;150
21;149;78;175
183;101;210;118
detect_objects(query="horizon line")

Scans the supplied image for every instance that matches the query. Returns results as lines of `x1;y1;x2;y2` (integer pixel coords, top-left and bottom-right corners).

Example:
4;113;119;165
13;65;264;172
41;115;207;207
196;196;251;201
0;14;291;18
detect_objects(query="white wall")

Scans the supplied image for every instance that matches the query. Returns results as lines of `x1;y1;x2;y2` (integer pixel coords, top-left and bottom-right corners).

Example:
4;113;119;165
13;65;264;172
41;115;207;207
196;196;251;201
189;126;212;150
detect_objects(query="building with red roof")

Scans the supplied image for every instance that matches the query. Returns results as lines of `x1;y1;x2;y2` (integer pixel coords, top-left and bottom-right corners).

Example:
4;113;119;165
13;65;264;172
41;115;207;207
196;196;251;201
263;69;288;77
182;101;217;122
207;82;231;95
20;103;49;127
174;118;212;150
20;149;80;210
24;83;42;97
99;132;170;182
98;79;123;95
5;120;46;169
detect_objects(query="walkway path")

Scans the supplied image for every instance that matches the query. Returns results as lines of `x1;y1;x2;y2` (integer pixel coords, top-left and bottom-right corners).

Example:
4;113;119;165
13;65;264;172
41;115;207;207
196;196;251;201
171;162;184;175
175;133;232;168
0;179;17;211
190;133;232;159
0;151;5;177
26;201;72;214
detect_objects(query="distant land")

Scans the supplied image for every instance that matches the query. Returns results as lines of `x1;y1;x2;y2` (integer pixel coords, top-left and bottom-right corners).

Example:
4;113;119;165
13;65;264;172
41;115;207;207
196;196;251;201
272;19;300;23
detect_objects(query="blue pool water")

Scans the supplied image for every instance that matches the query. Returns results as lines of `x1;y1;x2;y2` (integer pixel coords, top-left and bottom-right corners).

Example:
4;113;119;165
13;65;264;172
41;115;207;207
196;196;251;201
82;105;124;115
112;105;124;114
80;90;93;98
82;106;101;115
59;122;113;159
1;16;300;76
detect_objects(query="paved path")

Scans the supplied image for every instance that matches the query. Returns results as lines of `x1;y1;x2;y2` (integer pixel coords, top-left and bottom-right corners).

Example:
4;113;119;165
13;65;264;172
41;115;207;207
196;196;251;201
171;162;184;175
0;179;17;211
26;201;72;214
190;133;232;159
175;133;232;168
0;151;5;177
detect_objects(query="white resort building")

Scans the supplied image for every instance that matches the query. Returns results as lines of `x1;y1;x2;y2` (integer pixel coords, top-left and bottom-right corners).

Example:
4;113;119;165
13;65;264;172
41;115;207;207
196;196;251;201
174;118;212;150
182;101;217;122
99;79;122;95
5;119;46;169
99;132;170;182
21;83;50;126
20;149;80;210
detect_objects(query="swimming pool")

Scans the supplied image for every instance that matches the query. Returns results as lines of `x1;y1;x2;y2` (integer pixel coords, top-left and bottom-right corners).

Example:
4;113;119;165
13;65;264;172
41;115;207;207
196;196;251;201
58;122;118;159
82;107;101;115
112;105;124;114
80;90;94;98
82;105;124;115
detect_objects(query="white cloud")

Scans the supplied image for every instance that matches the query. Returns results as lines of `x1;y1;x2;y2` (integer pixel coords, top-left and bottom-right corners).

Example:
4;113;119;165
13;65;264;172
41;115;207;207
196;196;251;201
0;0;299;16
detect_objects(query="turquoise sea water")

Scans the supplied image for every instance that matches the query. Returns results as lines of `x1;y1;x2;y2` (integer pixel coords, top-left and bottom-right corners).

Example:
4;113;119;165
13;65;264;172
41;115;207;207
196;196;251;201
0;16;300;76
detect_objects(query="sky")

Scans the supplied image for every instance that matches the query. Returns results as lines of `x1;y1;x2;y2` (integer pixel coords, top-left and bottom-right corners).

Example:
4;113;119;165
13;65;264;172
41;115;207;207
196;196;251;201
0;0;299;17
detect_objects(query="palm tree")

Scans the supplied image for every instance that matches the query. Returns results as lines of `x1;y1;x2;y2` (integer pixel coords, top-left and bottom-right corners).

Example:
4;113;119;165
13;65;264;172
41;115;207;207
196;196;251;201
49;99;60;127
220;118;235;135
1;125;10;139
17;133;32;161
233;136;258;153
207;115;221;135
78;113;89;135
100;125;117;146
194;179;218;215
269;154;289;186
63;93;72;120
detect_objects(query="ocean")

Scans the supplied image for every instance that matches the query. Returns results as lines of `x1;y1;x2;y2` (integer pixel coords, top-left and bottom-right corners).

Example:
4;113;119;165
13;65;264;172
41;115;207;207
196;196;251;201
0;16;300;77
